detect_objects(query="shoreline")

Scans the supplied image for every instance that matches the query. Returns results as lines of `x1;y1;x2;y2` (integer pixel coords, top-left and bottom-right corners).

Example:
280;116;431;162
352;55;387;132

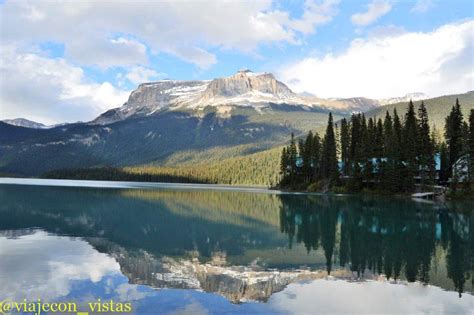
0;177;340;196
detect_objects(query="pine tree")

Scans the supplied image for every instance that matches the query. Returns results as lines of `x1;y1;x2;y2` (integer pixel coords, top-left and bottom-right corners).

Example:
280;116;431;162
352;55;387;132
381;111;394;190
392;109;404;192
312;132;322;179
360;114;372;184
302;131;314;182
418;101;435;186
367;117;376;158
320;113;338;184
289;133;298;177
402;100;419;191
348;114;363;190
374;118;384;182
375;118;384;159
445;99;464;171
469;110;474;184
340;118;350;176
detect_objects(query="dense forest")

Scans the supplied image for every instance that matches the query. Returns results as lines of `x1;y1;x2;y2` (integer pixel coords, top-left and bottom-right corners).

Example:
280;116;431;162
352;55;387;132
43;98;474;193
279;99;474;194
43;147;282;186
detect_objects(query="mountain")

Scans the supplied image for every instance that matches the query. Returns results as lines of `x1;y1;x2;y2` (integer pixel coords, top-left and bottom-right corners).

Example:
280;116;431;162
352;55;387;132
92;70;379;125
2;118;46;129
2;70;362;176
2;69;470;179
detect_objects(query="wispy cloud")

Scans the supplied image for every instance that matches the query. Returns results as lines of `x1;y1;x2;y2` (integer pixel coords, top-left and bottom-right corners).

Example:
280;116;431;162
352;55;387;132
410;0;433;13
351;0;392;26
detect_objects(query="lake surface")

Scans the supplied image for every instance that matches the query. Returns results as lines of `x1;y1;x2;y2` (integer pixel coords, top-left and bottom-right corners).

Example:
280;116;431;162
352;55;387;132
0;179;472;314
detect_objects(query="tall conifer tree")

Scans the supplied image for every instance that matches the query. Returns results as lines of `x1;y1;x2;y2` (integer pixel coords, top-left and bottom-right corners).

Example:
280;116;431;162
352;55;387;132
320;113;338;184
402;100;419;191
340;118;350;175
418;101;435;186
289;133;297;177
445;99;464;170
469;110;474;183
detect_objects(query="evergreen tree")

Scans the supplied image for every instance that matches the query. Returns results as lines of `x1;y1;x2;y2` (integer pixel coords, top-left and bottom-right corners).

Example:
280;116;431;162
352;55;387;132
289;133;298;177
375;118;384;159
418;101;435;186
381;111;394;190
360;114;372;183
348;114;363;190
320;113;339;184
469;110;474;183
445;99;464;171
392;109;404;192
402;100;419;191
340;118;350;176
312;132;322;179
302;131;314;182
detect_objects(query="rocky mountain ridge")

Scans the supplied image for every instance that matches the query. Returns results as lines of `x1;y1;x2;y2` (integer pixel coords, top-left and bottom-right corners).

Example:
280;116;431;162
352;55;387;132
92;70;381;125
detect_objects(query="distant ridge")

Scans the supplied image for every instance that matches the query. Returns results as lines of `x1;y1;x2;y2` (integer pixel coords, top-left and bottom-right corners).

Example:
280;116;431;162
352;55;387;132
2;118;46;129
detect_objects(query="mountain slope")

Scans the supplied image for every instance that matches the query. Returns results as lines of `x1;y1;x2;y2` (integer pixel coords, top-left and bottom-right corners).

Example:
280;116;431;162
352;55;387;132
365;91;474;129
2;70;470;179
1;70;367;177
0;105;341;176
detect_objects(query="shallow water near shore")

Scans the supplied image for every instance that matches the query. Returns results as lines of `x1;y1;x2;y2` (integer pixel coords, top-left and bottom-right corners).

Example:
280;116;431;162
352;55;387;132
0;178;472;314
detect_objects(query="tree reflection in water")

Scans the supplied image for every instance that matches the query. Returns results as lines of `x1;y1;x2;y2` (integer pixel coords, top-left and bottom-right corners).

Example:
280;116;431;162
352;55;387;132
278;195;472;297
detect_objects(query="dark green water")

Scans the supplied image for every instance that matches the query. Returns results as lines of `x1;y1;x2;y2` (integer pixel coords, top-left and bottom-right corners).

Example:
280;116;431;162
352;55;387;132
0;180;472;314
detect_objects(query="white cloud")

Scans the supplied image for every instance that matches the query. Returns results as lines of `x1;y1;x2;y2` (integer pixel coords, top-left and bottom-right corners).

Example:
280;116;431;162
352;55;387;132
410;0;433;13
125;66;165;86
289;0;340;35
0;0;339;69
279;20;474;99
0;46;130;124
351;0;392;26
269;279;472;314
0;230;120;301
66;37;148;69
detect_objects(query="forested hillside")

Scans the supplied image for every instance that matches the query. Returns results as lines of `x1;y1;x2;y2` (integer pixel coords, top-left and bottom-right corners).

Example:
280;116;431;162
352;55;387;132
365;91;474;131
44;147;282;186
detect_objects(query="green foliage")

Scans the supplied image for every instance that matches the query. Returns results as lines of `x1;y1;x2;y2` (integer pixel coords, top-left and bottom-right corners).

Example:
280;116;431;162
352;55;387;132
280;98;472;193
44;147;282;187
469;110;474;183
320;113;338;184
445;99;464;169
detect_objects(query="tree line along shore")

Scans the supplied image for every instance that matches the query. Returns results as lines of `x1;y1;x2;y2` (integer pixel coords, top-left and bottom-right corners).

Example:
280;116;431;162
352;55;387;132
279;99;474;196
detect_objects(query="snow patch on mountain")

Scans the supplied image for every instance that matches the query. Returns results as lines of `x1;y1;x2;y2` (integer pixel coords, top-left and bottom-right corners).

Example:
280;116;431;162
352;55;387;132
379;93;428;105
91;70;384;125
2;118;46;129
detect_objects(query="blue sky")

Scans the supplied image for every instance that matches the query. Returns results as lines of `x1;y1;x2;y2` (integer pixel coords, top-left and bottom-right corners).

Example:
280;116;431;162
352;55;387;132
0;0;473;124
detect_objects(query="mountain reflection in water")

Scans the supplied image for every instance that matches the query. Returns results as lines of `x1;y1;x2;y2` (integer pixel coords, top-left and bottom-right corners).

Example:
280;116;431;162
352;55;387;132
0;183;472;306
